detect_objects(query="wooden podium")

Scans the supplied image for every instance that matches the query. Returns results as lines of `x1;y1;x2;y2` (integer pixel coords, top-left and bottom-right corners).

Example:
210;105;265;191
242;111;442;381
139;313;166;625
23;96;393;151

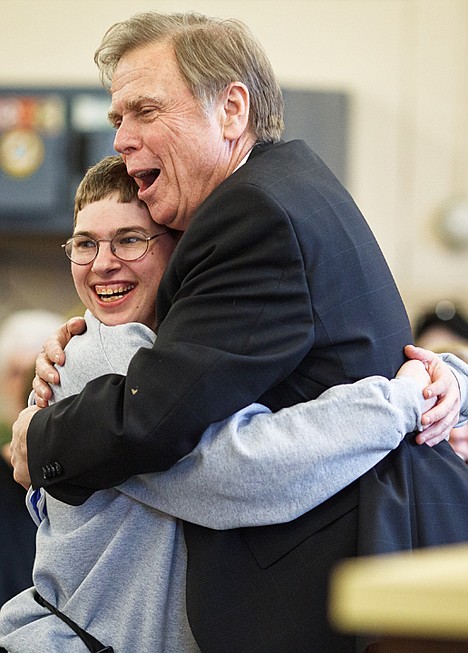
329;544;468;652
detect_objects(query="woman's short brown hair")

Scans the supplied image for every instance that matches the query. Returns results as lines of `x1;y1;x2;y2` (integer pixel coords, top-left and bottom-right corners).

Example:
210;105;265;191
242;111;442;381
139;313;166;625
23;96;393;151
74;155;141;224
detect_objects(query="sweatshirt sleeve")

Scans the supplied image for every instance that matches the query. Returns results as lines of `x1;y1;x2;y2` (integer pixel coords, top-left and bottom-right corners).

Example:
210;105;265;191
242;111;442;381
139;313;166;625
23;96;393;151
46;315;426;529
118;374;425;529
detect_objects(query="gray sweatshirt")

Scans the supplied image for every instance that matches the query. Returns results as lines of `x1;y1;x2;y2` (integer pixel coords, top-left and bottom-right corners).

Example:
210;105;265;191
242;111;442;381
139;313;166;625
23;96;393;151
1;310;466;653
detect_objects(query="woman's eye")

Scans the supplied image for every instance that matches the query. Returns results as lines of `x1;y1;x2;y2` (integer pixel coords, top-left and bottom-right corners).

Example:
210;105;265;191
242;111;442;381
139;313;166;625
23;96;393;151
76;239;96;250
118;235;144;246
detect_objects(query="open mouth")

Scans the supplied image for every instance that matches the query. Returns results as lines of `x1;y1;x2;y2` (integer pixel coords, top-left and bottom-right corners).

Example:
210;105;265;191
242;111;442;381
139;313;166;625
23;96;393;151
134;169;160;192
95;284;135;302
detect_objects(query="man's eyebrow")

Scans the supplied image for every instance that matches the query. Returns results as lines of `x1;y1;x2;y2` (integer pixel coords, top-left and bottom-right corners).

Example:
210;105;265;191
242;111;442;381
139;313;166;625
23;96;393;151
107;95;163;125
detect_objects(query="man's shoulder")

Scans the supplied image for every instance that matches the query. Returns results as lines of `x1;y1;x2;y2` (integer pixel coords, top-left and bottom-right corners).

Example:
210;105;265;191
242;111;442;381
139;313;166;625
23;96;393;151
242;139;317;175
218;139;341;203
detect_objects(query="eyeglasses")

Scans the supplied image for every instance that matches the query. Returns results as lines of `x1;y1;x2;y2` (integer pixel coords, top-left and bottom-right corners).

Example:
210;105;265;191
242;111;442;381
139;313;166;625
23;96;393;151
62;229;169;265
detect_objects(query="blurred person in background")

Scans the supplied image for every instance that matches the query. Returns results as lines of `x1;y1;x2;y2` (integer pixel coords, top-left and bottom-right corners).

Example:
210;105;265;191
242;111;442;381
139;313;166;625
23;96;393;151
414;300;468;353
0;310;63;607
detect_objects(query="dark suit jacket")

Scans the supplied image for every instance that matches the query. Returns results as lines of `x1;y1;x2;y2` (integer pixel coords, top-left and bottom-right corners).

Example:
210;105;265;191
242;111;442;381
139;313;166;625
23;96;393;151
29;140;417;651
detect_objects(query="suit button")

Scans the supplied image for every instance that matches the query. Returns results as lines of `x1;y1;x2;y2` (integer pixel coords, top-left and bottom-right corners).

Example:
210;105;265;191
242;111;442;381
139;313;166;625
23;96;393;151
42;462;63;479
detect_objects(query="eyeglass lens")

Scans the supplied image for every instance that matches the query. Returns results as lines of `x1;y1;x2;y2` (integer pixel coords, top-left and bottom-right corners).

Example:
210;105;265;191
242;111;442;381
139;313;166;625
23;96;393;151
64;231;150;264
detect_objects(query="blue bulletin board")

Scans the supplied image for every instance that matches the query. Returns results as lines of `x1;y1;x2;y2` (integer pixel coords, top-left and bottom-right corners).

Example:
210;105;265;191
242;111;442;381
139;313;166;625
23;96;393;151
0;87;348;234
0;88;115;234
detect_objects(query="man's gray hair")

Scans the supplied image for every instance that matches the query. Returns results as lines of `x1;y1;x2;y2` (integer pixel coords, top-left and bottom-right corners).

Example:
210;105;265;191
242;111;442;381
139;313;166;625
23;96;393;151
94;11;284;143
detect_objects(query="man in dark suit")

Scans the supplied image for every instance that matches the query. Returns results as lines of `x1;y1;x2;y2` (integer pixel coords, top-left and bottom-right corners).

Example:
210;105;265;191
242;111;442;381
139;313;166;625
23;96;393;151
10;12;463;652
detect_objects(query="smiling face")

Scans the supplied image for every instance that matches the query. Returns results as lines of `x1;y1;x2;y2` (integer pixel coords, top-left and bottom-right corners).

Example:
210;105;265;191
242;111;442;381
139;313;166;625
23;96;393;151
71;194;176;329
109;40;252;231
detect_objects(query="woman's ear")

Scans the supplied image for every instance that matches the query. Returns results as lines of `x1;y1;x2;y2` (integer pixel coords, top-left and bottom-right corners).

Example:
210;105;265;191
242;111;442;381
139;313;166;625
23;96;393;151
221;82;250;141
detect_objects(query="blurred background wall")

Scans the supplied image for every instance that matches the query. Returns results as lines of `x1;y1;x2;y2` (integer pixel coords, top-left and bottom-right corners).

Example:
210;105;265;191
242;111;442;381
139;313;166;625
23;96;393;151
1;0;467;327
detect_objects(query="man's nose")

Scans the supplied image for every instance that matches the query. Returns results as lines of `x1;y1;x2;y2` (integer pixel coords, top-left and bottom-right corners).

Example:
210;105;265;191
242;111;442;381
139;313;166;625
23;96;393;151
113;119;140;155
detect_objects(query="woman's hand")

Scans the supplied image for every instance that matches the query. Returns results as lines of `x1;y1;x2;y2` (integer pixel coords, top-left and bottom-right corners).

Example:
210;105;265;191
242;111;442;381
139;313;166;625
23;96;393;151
405;344;461;446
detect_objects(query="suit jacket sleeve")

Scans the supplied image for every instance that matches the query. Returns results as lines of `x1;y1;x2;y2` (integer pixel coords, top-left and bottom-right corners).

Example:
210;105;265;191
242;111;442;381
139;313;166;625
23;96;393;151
28;180;316;504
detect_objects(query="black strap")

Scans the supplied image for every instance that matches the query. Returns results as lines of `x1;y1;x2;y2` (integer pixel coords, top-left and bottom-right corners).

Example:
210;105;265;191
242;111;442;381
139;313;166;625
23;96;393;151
34;590;114;653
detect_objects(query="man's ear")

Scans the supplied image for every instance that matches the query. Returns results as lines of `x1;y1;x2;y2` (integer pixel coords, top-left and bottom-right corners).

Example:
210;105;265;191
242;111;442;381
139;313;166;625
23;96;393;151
221;82;250;141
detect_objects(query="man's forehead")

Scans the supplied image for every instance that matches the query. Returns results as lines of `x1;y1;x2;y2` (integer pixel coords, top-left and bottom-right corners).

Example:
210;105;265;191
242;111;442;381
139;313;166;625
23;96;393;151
111;41;175;84
110;64;155;99
109;53;178;111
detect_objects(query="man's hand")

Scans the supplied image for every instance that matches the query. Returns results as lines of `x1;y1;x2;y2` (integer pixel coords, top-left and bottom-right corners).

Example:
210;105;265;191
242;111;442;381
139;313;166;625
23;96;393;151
33;316;86;407
405;344;461;446
10;405;41;489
